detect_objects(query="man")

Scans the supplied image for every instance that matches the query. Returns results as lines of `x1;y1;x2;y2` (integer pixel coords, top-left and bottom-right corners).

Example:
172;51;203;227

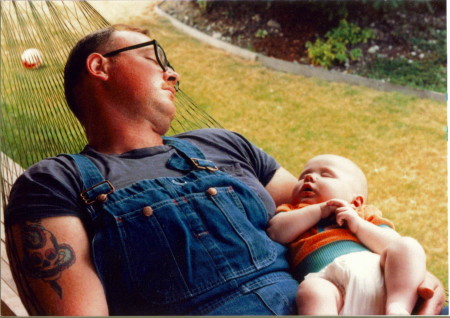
5;24;445;316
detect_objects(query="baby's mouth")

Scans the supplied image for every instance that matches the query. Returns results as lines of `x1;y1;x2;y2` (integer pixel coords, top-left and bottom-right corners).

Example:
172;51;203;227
300;184;315;197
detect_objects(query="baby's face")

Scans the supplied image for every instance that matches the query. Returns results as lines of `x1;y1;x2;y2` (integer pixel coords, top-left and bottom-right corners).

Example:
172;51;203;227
291;155;359;205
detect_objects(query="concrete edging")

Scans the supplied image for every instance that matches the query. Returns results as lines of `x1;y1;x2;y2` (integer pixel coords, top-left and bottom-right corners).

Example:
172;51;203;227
156;6;446;102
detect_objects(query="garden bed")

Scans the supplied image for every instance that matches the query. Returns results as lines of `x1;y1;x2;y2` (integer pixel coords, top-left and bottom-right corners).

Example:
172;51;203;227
160;1;446;93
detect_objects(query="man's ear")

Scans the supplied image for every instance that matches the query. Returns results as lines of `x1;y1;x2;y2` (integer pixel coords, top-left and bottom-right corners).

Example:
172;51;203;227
86;53;109;81
351;195;365;207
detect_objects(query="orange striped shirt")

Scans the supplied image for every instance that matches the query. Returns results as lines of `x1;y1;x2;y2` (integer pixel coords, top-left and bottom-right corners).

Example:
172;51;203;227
275;203;394;268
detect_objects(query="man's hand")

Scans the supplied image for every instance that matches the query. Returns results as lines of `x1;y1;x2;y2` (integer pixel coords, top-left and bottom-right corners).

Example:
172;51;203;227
413;271;446;315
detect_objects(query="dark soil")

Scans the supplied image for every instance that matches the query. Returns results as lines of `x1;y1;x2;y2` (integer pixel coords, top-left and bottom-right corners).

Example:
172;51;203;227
159;1;446;75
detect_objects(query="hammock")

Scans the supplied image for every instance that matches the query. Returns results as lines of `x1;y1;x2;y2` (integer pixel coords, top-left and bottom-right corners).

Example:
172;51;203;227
0;0;222;206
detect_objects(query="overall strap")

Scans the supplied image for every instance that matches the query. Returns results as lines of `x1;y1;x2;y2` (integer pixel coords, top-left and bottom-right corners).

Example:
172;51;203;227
68;154;115;205
163;136;218;172
68;137;214;204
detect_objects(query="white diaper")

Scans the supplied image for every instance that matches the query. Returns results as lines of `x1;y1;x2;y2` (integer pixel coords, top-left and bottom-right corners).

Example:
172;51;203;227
304;251;386;315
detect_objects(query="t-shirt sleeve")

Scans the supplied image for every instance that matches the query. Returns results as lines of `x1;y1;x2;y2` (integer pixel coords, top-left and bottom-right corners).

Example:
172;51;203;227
229;131;280;186
5;155;85;225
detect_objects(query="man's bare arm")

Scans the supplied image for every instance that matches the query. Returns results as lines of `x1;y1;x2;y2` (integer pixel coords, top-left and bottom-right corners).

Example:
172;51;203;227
265;167;297;207
6;216;109;316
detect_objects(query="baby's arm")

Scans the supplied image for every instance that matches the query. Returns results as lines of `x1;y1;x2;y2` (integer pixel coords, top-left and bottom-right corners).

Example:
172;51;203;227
267;203;336;244
328;199;401;254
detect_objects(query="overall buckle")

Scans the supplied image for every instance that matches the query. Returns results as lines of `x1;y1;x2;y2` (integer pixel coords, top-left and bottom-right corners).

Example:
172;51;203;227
190;158;218;172
80;180;115;205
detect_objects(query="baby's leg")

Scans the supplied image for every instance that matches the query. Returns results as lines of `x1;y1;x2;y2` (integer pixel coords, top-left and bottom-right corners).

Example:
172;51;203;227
381;237;426;315
296;277;343;315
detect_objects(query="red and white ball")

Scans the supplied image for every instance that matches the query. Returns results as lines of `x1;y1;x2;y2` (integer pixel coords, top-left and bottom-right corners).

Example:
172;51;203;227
21;48;43;69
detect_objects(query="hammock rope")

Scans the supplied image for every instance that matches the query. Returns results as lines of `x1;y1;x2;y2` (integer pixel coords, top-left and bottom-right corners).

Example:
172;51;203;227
1;0;222;206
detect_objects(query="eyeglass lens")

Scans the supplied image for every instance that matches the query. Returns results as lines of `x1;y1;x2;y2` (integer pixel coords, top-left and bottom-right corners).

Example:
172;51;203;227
156;43;179;90
156;44;168;71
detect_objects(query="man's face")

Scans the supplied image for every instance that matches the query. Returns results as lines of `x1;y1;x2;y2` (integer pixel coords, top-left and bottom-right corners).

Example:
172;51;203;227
291;155;359;205
104;31;180;135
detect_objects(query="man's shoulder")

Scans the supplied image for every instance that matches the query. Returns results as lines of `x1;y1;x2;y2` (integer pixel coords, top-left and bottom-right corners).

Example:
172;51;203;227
10;154;81;198
20;154;78;177
6;154;83;224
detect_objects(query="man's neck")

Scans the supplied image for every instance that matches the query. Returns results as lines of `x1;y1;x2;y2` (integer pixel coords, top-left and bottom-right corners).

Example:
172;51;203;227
85;122;165;155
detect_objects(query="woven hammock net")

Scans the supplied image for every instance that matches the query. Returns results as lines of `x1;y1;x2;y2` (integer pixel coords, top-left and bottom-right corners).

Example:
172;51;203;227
0;1;222;207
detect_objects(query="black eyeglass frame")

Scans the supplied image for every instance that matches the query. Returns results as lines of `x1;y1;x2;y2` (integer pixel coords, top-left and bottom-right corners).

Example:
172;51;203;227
102;40;174;72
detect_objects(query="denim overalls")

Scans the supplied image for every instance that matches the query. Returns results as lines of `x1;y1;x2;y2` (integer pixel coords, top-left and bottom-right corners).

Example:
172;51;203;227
69;137;297;315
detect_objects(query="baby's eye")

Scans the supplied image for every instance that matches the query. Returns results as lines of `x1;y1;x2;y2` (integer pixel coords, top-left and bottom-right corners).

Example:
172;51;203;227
321;172;333;177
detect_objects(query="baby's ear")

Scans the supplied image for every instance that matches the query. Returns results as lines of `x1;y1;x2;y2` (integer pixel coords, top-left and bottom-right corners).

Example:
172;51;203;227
351;195;365;207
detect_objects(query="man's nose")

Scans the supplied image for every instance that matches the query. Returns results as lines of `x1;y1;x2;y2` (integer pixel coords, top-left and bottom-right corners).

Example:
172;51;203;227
164;68;180;88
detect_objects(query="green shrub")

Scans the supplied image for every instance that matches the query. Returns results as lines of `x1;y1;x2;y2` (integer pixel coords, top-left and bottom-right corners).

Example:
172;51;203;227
306;19;375;69
255;29;269;39
410;29;447;65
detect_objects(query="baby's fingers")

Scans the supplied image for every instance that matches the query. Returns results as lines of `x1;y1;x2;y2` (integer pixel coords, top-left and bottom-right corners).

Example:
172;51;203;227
336;212;348;226
335;207;348;214
326;199;348;208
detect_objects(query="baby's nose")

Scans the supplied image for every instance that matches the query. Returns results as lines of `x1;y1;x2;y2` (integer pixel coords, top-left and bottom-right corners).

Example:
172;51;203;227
304;174;315;182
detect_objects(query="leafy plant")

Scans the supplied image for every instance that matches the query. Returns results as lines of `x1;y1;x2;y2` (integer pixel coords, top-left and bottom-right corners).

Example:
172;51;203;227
255;29;269;39
327;20;374;45
306;19;374;69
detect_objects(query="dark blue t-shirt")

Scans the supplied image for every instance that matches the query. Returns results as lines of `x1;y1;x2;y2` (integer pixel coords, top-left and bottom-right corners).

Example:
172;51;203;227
6;129;280;225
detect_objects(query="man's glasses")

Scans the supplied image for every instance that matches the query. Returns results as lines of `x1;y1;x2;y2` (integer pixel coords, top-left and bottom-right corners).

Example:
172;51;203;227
103;40;175;73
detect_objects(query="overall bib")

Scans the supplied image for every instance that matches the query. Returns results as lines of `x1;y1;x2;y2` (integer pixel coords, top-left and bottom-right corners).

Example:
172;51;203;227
69;137;297;315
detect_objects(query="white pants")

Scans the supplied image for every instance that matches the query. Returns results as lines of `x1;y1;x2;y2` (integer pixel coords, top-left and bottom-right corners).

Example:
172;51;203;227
304;251;386;315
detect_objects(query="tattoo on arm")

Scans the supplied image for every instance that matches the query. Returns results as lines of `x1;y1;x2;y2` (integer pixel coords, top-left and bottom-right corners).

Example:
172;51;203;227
21;219;76;299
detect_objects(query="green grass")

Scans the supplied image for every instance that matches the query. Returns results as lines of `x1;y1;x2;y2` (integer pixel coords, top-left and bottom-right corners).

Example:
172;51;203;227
360;57;447;93
140;16;448;288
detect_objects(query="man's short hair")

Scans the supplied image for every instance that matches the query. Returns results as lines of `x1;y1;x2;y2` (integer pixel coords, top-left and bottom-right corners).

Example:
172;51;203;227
63;24;149;121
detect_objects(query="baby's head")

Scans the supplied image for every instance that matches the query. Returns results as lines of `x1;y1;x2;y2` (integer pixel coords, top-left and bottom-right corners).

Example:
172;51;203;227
291;154;368;207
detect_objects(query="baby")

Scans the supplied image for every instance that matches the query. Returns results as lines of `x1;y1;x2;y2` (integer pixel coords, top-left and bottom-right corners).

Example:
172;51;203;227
267;154;426;315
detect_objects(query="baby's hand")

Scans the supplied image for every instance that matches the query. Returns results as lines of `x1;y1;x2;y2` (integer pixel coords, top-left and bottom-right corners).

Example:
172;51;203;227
319;199;348;218
326;199;361;233
325;198;351;210
319;201;339;219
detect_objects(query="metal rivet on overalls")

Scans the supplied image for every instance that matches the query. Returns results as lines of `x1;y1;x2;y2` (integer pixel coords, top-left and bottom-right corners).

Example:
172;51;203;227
207;187;218;196
96;193;108;203
142;206;153;217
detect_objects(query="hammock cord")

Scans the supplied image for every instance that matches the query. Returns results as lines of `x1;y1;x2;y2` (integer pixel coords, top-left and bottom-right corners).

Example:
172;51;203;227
1;0;222;206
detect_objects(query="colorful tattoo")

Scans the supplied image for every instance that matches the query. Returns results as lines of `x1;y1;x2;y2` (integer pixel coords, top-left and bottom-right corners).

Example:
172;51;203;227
21;219;76;299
